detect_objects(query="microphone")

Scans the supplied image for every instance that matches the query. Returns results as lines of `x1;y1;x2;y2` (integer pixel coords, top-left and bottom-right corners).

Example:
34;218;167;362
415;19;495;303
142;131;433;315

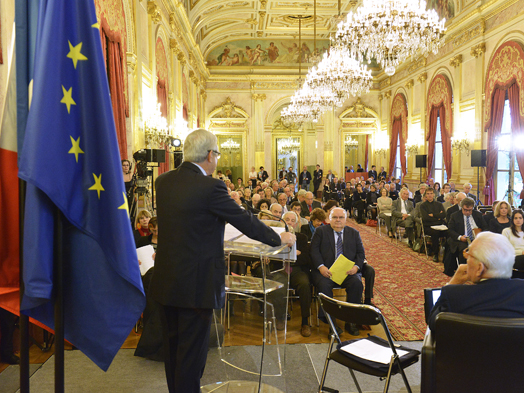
250;206;290;232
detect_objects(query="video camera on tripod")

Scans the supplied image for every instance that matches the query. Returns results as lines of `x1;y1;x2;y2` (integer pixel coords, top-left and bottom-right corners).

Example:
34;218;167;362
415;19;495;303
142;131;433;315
133;149;166;191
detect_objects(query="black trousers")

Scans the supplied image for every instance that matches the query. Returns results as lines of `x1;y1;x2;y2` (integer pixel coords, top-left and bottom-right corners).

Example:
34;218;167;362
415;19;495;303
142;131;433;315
160;305;213;393
361;263;375;301
312;269;363;319
289;266;312;319
424;227;447;255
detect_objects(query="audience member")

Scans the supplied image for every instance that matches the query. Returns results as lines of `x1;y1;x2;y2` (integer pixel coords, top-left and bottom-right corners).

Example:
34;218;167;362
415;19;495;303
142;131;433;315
447;197;487;266
368;165;377;180
489;201;511;234
353;183;367;224
313;165;323;195
301;208;326;241
429;232;524;331
256;198;271;211
133;209;152;245
249;166;257;188
269;203;284;221
300;191;321;219
258;166;269;182
322;200;339;225
502;209;524;274
377;187;394;237
379;166;387;180
311;207;364;336
392;188;415;246
299;166;312;190
463;182;476;201
366;184;378;220
420;188;447;262
446;192;466;223
283;212;314;337
442;191;456;210
290;201;308;228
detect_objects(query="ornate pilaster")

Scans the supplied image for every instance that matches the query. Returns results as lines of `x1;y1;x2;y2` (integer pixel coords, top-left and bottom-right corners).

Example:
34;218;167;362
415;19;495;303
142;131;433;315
405;79;414;89
417;72;427;84
471;43;486;58
450;54;463;68
252;93;267;170
418;73;428;153
473;43;486;143
252;93;267;101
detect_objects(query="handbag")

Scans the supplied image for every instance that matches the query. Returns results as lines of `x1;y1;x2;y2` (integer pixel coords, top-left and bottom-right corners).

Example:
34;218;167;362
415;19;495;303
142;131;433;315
366;219;377;227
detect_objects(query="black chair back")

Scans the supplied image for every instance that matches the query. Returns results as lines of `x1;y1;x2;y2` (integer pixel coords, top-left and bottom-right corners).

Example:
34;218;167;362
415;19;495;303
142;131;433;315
318;293;382;327
432;312;524;393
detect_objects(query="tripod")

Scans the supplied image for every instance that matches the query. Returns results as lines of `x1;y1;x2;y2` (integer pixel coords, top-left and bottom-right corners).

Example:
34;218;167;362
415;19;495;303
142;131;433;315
503;183;518;207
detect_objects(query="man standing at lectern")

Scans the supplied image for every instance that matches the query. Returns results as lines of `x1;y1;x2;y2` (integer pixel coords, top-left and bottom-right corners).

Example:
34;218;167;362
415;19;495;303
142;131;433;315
151;129;295;392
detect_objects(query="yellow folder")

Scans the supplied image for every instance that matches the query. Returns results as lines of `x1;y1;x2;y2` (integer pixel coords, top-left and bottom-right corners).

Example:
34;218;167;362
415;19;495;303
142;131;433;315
329;254;356;285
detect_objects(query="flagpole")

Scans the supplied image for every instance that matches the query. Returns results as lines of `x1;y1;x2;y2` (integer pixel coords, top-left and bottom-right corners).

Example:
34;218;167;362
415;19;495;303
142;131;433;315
19;179;30;393
54;208;65;393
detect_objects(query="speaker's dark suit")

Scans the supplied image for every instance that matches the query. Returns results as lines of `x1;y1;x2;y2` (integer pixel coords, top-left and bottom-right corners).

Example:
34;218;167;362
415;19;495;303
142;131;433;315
446;203;459;223
300;200;321;218
310;225;364;318
429;279;524;331
151;162;281;392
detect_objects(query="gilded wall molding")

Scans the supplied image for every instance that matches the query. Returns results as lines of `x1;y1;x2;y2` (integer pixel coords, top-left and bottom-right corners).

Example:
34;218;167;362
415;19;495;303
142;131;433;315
384;90;392;99
471;43;486;58
405;79;414;89
450;54;463;68
170;39;181;55
147;1;162;24
324;141;333;152
380;78;391;89
177;52;187;65
417;72;428;83
378;94;383;101
252;93;267;101
255;142;265;152
452;20;485;49
252;81;299;89
408;58;427;73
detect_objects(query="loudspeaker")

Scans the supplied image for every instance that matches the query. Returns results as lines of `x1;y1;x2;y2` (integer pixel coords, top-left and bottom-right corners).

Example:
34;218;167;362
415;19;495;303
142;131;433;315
471;149;487;167
145;149;166;163
415;155;427;168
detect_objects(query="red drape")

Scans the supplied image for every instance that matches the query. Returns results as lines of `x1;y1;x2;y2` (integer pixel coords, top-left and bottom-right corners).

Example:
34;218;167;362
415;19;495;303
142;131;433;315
439;106;453;181
100;20;128;160
157;79;167;118
426;106;440;180
388;118;401;177
507;83;524;182
485;88;507;204
365;135;369;171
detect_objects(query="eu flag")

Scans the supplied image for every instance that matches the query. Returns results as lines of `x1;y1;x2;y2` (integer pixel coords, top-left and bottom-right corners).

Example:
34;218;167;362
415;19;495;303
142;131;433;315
17;0;146;371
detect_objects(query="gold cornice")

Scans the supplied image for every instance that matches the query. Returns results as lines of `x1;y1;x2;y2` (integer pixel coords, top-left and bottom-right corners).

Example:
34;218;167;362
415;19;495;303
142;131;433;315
471;43;486;58
451;19;485;49
147;1;162;24
379;78;391;89
408;58;427;73
384;90;391;99
252;93;267;101
450;54;463;68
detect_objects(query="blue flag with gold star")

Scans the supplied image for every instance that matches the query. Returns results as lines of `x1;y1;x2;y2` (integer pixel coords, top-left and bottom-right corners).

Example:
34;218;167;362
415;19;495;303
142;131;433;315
17;0;145;371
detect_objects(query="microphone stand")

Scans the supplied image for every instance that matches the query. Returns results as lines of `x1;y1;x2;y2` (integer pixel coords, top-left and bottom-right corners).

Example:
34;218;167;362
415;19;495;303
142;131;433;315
250;206;290;232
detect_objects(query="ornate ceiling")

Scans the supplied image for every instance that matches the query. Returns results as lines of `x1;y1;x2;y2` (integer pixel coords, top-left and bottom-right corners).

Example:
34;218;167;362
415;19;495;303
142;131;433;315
182;0;359;60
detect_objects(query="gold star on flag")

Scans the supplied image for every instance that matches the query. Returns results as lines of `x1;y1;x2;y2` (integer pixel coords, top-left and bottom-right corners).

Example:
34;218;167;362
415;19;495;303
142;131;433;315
118;192;130;217
61;85;76;114
67;41;88;69
88;173;105;199
92;22;100;29
68;136;84;163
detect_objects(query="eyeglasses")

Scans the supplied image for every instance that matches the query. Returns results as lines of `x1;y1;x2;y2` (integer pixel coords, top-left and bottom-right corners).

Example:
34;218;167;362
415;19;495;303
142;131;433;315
463;247;476;260
463;207;474;212
208;149;221;158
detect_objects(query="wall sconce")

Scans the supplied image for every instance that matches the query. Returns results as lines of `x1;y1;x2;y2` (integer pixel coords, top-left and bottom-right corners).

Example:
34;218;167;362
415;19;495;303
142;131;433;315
406;129;423;155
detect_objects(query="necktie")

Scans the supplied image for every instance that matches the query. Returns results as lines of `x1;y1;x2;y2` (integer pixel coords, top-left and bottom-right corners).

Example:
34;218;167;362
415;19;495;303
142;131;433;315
308;204;312;212
466;216;474;242
336;232;343;259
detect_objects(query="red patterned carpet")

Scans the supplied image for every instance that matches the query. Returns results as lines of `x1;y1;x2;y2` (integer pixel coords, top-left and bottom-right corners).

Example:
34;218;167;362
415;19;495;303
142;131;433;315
347;220;450;340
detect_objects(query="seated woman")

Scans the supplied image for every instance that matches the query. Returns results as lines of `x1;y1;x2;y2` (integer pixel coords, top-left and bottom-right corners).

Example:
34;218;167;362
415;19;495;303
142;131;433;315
353;183;367;224
264;187;276;204
366;184;379;220
256;198;271;212
133;209;152;245
301;208;326;241
502;209;524;277
489;201;512;234
377;187;394;237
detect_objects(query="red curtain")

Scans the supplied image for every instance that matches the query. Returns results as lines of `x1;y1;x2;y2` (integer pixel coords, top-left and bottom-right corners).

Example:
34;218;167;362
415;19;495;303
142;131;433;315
426;106;440;180
388;118;401;177
485;88;507;204
507;83;524;182
365;135;369;171
100;21;128;160
439;106;453;181
157;79;168;118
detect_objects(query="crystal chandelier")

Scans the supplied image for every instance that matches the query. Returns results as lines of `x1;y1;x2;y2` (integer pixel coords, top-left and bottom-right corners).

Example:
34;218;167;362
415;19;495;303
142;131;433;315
334;0;446;76
220;138;240;154
278;138;301;155
144;102;169;148
345;136;359;153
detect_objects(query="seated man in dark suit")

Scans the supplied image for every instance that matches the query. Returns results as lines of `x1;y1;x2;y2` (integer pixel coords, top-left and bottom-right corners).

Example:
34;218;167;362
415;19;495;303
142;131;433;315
429;232;524;331
391;188;415;247
420;188;447;262
462;182;477;202
300;191;322;219
445;192;466;223
447;197;487;266
311;207;364;336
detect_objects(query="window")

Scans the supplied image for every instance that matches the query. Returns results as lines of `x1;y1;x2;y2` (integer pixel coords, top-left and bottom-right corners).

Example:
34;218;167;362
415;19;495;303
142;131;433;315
394;139;401;181
496;100;522;206
433;115;447;185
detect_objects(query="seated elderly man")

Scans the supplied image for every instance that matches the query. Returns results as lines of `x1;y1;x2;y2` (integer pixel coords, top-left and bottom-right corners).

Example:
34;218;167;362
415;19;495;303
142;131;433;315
282;211;314;337
311;207;364;336
269;203;284;221
392;188;415;247
277;192;289;214
429;232;524;331
300;191;322;219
